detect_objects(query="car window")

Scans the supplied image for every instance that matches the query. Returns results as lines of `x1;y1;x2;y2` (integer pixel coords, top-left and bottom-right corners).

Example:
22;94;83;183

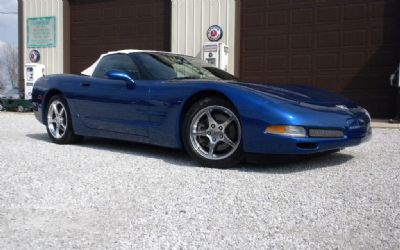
92;54;141;79
131;53;220;81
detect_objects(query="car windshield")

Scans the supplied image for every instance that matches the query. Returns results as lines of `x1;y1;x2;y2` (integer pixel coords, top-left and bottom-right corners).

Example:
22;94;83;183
8;89;19;95
2;89;18;95
131;52;235;81
183;56;238;81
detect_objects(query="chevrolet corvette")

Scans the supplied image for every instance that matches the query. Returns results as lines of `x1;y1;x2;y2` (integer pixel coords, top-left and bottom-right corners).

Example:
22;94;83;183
32;50;371;168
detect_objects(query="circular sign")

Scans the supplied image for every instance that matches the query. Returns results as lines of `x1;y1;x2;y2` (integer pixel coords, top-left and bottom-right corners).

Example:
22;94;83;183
207;25;223;42
29;49;41;63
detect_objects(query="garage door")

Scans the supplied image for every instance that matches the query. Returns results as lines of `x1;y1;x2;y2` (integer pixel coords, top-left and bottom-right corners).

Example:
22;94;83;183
69;0;171;74
240;0;400;117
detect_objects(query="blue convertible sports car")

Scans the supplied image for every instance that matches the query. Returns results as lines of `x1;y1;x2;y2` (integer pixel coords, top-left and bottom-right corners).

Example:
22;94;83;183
32;50;371;168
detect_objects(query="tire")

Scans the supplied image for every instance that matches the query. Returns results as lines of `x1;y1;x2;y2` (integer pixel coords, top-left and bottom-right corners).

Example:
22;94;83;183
46;95;82;144
182;97;244;168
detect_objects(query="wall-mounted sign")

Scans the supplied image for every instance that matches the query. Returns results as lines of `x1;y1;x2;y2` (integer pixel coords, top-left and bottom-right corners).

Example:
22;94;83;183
27;16;56;48
203;44;218;52
207;25;223;42
29;50;41;63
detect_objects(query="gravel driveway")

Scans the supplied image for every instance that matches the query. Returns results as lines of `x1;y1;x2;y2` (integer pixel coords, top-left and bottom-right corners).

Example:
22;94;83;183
0;112;399;249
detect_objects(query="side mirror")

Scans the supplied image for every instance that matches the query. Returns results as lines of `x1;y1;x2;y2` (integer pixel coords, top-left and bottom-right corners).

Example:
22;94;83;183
105;70;135;89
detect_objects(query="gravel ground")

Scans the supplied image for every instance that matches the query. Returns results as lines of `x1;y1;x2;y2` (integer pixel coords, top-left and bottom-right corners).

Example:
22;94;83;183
0;112;399;250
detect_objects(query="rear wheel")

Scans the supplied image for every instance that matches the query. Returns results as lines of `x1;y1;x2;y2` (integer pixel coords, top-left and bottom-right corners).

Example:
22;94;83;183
183;97;243;168
46;95;82;144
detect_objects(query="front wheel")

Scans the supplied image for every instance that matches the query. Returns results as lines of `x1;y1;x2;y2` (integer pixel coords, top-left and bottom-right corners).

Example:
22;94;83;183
46;95;82;144
183;98;243;168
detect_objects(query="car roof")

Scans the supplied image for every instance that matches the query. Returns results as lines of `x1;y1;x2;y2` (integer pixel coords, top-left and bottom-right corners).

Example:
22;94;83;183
81;49;179;76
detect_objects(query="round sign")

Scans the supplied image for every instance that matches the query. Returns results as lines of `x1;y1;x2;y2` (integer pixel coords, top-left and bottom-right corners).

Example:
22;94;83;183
207;25;223;42
29;49;41;63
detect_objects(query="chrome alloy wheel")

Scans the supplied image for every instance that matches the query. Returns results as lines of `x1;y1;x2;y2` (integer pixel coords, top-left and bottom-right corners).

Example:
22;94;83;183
189;105;241;160
47;100;67;139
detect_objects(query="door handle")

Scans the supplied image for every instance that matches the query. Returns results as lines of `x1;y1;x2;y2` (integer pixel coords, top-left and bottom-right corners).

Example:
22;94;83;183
81;82;91;87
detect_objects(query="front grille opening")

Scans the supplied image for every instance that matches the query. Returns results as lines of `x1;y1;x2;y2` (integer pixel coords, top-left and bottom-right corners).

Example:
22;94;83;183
308;129;344;138
297;143;318;150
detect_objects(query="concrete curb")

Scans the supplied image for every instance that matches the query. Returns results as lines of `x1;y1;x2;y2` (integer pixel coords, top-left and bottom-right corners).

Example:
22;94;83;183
371;119;400;129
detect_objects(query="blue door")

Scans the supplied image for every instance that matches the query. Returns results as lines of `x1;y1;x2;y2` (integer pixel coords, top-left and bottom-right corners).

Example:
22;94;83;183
76;78;150;138
73;53;150;139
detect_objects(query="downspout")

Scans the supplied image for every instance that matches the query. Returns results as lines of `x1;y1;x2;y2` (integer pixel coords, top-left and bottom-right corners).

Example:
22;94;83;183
63;0;70;73
234;0;241;78
18;0;24;98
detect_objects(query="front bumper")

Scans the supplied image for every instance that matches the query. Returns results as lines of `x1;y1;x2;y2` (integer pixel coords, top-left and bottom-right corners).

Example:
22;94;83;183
243;122;372;155
32;101;44;124
248;130;371;155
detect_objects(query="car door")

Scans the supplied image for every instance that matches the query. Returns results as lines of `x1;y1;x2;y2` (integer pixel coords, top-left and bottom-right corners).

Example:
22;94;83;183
74;54;150;138
129;52;195;147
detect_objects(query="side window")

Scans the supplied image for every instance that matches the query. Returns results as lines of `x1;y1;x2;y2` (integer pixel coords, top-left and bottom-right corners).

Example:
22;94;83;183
92;54;141;79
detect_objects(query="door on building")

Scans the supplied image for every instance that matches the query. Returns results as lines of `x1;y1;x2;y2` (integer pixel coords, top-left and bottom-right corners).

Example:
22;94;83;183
239;0;400;117
69;0;171;74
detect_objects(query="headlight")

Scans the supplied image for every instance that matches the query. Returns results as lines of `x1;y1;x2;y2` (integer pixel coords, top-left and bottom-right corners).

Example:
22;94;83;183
265;125;306;137
361;107;371;120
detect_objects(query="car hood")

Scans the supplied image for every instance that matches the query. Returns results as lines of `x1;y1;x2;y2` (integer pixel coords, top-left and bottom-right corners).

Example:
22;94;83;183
227;81;357;108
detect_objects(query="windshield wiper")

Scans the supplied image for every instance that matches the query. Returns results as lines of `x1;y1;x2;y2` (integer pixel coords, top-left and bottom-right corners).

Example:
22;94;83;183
172;76;201;80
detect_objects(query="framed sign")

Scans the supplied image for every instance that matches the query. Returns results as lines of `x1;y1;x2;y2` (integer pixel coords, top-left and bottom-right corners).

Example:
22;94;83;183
29;50;41;63
27;16;56;48
207;25;223;42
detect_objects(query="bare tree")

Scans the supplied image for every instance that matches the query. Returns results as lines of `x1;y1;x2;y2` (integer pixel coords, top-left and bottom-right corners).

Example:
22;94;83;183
0;43;19;89
0;80;4;91
0;64;5;91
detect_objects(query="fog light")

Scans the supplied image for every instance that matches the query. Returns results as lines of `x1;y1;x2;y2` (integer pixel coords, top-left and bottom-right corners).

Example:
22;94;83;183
265;125;306;137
